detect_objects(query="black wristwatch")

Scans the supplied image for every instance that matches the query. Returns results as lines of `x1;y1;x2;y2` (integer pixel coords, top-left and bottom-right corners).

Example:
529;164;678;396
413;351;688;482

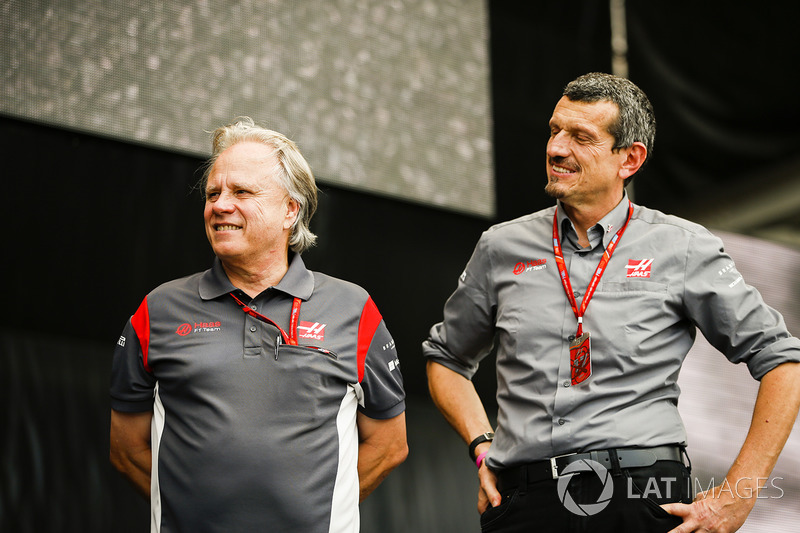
468;432;495;460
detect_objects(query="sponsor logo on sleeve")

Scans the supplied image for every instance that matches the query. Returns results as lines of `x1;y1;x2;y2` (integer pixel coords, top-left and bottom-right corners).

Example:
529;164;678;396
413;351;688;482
718;261;743;287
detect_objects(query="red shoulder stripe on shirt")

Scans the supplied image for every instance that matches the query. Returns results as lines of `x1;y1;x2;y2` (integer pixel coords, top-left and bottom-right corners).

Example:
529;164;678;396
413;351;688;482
357;297;382;383
130;296;152;373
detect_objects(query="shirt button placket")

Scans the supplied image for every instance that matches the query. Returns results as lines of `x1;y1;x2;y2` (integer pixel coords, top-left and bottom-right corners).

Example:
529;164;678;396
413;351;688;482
243;312;262;357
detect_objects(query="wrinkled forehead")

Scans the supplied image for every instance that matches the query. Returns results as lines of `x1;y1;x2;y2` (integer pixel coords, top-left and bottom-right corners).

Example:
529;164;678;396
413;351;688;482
550;97;618;134
207;142;281;186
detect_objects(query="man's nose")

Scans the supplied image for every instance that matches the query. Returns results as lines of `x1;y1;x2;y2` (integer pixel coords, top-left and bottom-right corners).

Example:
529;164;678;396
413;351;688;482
547;132;570;158
210;191;236;213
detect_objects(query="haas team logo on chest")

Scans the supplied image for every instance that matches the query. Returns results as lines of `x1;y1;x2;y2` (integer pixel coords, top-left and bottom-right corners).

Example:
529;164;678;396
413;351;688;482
298;321;326;341
626;259;654;278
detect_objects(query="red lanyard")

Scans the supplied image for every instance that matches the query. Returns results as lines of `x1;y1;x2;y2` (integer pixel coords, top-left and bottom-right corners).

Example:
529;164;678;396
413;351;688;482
230;293;302;345
552;202;634;336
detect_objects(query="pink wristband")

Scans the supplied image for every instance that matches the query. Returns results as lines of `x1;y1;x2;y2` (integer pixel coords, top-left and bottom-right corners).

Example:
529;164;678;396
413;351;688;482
476;451;488;468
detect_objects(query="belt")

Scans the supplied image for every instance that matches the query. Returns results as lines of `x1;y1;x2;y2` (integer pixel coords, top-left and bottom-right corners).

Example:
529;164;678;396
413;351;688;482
496;445;685;491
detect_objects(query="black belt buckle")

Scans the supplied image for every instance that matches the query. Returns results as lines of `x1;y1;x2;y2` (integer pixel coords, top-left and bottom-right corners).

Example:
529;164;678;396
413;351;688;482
549;452;578;479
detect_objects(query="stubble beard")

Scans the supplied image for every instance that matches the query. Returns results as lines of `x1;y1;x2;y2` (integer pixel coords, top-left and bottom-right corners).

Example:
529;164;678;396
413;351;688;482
544;178;567;199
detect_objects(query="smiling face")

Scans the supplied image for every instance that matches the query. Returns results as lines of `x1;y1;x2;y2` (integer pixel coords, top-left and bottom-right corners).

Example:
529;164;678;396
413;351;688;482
203;141;299;270
545;97;632;209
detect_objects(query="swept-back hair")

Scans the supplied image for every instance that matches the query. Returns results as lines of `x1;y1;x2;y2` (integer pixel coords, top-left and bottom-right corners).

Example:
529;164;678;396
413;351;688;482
200;117;318;253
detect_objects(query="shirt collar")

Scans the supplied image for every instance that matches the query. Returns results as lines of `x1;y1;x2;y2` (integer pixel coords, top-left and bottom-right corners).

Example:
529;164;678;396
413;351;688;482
274;253;315;300
199;253;315;301
597;191;633;249
557;191;633;251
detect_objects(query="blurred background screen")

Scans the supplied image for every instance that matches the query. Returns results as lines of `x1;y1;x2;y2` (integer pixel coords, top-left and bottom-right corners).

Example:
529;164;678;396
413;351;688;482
0;0;494;217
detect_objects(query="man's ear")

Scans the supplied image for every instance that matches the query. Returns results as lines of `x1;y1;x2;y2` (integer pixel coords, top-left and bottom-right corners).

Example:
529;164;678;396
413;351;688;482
284;198;300;230
619;142;648;180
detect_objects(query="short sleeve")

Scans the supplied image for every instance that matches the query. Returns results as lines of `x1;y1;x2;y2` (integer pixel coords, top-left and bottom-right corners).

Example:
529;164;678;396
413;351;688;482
110;298;157;412
357;298;405;419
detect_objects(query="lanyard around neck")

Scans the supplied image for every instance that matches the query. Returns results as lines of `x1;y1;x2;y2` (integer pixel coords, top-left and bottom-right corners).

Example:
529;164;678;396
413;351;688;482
552;201;634;336
230;292;302;345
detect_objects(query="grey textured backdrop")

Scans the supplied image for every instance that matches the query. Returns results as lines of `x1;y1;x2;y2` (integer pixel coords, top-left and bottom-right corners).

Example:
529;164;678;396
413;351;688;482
0;0;494;216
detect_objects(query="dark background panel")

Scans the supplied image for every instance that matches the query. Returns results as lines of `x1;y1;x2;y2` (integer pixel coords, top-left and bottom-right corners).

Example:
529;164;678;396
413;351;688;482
490;0;613;221
626;0;800;215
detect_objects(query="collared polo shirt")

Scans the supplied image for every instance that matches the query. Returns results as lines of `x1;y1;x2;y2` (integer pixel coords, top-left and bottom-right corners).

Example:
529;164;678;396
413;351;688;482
423;194;800;470
111;254;405;533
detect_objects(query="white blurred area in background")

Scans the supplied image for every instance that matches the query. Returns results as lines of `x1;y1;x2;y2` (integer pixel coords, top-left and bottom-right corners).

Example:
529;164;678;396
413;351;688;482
678;231;800;531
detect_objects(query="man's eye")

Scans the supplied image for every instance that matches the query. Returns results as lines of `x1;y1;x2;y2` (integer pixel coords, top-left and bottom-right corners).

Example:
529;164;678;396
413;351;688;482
206;191;219;200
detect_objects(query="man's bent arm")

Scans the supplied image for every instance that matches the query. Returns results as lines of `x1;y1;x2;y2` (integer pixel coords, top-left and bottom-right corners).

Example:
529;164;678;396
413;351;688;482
426;360;500;511
357;411;408;502
110;409;153;499
663;361;800;533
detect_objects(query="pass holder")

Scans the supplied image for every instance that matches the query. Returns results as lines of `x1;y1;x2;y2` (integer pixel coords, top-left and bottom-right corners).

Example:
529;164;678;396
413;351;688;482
569;328;591;385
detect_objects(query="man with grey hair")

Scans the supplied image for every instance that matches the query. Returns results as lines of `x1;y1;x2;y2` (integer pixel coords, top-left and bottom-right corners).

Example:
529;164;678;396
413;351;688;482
424;73;800;532
110;117;407;533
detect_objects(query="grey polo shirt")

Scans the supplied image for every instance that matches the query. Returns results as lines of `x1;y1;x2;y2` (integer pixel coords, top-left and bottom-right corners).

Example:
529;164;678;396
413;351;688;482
111;253;405;533
423;195;800;470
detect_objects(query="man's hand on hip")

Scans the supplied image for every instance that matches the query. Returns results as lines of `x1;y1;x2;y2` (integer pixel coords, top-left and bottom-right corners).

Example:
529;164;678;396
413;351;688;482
661;482;756;533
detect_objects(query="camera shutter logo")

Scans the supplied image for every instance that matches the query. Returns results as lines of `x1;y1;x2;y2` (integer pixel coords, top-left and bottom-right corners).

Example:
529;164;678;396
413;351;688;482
556;459;614;516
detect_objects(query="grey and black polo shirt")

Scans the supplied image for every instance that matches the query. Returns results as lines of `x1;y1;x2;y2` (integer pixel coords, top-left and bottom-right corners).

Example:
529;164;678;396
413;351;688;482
111;253;405;533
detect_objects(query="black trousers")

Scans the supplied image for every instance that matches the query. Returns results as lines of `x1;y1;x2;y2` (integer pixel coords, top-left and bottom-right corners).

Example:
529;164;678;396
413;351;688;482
481;460;693;533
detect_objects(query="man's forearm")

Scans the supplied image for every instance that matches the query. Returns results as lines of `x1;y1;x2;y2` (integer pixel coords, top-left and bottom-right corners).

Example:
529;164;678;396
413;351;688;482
357;412;408;501
663;362;800;531
357;440;402;501
112;448;152;498
426;360;494;446
109;409;153;499
724;362;800;495
426;360;502;511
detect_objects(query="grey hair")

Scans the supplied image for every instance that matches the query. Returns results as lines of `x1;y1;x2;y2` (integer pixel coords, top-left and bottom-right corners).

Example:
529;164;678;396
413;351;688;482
200;117;318;253
563;73;656;183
